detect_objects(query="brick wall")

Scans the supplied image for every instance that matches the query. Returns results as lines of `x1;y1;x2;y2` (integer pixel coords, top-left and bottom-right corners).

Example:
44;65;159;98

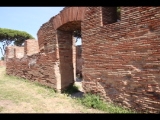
57;30;74;89
6;39;58;89
0;60;5;66
5;7;160;113
14;46;24;58
24;39;40;56
81;7;160;113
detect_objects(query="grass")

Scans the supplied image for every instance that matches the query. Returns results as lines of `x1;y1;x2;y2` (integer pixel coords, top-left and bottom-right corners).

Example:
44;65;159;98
0;107;4;112
6;74;56;95
75;93;136;113
0;67;136;113
62;84;136;113
0;68;59;113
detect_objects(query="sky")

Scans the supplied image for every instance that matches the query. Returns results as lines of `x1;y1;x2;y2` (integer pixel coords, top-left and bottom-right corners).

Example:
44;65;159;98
0;7;82;58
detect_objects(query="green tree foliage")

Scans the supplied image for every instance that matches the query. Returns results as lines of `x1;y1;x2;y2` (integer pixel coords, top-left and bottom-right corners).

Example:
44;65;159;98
0;28;34;56
1;57;4;60
117;7;121;20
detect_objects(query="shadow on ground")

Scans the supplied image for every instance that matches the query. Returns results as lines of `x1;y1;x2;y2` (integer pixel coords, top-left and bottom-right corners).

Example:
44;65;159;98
70;77;84;98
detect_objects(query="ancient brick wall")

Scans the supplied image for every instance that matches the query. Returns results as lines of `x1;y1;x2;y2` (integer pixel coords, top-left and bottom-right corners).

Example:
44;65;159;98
24;39;39;56
6;39;58;89
81;7;160;113
0;60;5;66
14;46;24;58
56;30;74;89
5;7;160;113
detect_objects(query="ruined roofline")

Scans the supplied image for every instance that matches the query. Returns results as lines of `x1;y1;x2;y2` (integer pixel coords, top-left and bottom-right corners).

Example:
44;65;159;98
6;39;39;59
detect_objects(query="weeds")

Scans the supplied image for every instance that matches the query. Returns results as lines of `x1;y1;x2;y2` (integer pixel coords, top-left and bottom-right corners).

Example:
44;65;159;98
77;93;107;110
76;93;136;113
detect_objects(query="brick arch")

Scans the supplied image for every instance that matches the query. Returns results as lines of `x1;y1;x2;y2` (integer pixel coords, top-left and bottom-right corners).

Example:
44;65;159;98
53;7;87;90
52;7;86;30
37;7;87;51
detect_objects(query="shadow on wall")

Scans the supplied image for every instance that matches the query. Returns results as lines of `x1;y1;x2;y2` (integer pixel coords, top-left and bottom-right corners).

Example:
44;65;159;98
76;45;82;79
96;63;160;113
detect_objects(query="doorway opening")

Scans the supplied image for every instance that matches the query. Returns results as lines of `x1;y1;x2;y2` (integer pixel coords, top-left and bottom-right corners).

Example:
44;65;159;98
57;21;83;91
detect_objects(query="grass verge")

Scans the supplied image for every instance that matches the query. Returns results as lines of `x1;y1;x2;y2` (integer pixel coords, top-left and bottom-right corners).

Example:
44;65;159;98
75;93;136;113
62;84;136;113
0;107;4;112
0;67;136;113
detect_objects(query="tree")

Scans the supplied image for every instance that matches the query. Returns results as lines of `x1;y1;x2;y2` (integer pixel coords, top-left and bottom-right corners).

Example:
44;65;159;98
0;28;34;57
1;57;4;60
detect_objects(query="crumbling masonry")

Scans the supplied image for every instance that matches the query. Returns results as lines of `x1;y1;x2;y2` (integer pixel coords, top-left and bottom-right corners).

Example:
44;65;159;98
6;7;160;113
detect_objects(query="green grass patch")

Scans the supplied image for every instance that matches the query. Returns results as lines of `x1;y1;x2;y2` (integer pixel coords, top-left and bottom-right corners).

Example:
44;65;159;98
0;72;56;106
0;88;36;103
33;82;56;97
76;93;136;113
0;67;136;113
4;74;56;97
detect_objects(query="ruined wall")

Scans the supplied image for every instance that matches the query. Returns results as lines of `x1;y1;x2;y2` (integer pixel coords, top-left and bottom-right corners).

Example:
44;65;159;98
6;39;58;89
81;7;160;113
24;39;40;56
0;60;5;66
57;30;74;89
5;8;82;91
